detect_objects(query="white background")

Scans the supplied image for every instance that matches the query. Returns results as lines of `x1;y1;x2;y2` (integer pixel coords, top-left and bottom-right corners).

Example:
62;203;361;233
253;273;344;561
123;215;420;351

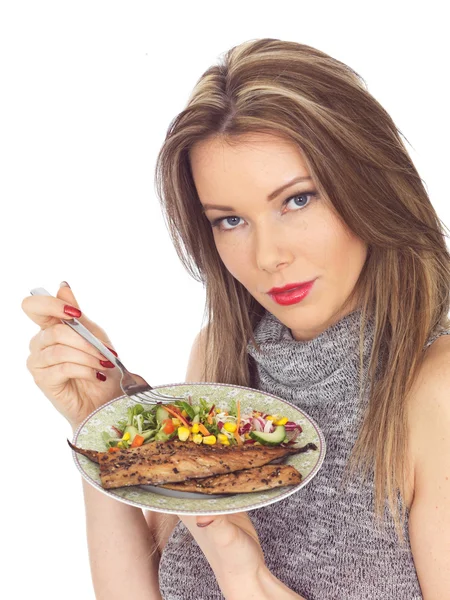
2;1;448;598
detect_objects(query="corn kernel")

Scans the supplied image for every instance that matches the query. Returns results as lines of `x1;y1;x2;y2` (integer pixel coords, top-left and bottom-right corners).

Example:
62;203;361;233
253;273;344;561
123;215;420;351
177;426;190;442
172;418;182;427
202;435;216;445
244;432;250;439
122;432;131;441
117;441;124;448
181;409;188;417
192;433;203;444
191;423;200;434
274;416;288;426
266;415;275;421
218;433;229;444
221;439;230;445
223;422;237;433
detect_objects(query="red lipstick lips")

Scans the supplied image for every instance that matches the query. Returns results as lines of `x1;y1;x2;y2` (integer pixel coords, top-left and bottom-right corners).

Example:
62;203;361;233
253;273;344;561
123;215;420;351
268;280;316;306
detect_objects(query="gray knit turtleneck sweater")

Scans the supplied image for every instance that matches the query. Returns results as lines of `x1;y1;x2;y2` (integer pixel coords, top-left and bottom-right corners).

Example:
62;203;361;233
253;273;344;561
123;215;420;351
159;308;449;599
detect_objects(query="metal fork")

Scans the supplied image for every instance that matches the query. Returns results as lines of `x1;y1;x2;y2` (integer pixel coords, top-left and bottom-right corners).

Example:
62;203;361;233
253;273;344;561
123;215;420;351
30;287;185;405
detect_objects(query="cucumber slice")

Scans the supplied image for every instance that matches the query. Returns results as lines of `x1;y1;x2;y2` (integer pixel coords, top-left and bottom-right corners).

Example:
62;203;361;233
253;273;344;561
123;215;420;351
123;425;138;443
249;425;286;446
141;429;156;441
156;406;170;424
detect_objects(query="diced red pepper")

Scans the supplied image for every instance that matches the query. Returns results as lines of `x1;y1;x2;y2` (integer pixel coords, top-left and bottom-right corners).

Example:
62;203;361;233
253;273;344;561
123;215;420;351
131;434;145;447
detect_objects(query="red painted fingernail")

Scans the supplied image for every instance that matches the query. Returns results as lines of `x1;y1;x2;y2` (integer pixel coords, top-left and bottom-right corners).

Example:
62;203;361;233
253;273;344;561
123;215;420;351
197;520;214;528
106;346;118;357
96;372;107;382
100;360;115;368
64;305;82;318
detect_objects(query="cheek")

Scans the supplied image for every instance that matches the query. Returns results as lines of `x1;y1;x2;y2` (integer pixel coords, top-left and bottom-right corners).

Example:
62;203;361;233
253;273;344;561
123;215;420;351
327;230;368;283
214;237;251;281
299;213;366;276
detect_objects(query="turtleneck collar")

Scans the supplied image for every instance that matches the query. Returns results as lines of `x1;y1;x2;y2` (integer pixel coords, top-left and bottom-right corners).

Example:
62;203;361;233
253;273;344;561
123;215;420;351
247;307;376;389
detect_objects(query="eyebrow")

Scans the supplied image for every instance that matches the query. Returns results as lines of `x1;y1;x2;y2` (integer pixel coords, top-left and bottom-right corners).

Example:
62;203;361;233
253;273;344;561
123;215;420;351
201;176;313;213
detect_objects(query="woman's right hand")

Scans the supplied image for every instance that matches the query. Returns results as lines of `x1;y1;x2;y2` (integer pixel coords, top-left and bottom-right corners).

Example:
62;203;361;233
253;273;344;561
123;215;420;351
22;282;124;431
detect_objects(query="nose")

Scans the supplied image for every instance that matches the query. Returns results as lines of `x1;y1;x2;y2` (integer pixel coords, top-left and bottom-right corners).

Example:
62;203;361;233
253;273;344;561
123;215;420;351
253;222;294;273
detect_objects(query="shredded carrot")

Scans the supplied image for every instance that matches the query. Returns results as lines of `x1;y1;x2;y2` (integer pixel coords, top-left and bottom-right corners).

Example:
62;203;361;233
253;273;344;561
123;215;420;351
131;434;145;447
108;446;120;453
198;423;210;436
163;405;190;427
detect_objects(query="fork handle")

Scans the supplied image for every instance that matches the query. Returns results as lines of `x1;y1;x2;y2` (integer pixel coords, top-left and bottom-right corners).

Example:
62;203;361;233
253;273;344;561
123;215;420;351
30;287;123;369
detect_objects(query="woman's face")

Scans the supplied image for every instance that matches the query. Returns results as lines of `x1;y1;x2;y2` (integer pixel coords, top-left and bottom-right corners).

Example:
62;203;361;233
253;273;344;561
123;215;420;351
190;133;368;341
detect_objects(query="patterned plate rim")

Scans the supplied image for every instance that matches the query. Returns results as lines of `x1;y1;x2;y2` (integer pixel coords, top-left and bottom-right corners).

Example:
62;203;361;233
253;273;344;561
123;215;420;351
72;381;327;515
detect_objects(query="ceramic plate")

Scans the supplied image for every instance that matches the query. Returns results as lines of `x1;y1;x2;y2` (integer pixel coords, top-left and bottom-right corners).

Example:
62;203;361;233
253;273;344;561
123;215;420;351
71;382;326;515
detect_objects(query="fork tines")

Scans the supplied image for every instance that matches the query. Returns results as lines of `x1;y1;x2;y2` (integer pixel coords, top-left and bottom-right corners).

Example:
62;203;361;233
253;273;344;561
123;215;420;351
129;391;178;405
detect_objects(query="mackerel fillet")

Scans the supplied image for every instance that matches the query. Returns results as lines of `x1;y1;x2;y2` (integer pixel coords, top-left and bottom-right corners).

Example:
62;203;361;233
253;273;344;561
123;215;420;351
159;464;302;494
67;438;316;490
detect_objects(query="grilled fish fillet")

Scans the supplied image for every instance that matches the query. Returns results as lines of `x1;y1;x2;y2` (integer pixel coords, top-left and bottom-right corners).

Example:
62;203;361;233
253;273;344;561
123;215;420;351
67;438;317;490
158;464;302;494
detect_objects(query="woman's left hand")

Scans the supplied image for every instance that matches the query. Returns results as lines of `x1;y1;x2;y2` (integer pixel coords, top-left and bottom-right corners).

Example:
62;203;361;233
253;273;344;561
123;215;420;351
177;511;267;586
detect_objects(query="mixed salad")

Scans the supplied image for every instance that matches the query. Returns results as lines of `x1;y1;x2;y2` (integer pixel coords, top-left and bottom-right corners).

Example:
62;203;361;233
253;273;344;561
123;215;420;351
102;397;303;453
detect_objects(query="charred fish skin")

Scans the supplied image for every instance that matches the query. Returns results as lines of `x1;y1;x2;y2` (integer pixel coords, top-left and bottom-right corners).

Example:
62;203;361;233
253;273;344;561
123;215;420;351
67;437;317;464
67;437;318;490
67;439;100;464
98;442;316;490
158;464;303;494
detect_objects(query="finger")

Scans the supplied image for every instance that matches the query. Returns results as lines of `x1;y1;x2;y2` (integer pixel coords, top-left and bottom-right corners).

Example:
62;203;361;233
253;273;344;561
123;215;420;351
56;283;115;347
57;281;78;307
30;341;116;373
178;514;218;529
29;360;108;388
22;284;84;331
29;323;117;363
196;516;217;528
22;282;114;349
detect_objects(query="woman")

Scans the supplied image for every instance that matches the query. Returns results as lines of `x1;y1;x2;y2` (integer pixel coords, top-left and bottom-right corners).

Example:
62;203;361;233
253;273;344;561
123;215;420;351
22;38;450;599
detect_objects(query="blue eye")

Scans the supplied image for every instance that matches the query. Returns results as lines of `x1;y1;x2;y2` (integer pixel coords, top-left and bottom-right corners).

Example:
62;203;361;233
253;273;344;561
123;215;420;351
285;193;312;209
211;191;318;232
220;216;243;229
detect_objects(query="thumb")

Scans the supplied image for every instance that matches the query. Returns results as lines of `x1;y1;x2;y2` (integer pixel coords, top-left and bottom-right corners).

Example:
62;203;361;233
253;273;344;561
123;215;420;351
57;281;80;309
56;281;114;350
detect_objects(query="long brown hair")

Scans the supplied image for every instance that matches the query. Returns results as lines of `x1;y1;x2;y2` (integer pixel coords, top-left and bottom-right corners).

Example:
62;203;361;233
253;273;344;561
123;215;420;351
152;38;450;546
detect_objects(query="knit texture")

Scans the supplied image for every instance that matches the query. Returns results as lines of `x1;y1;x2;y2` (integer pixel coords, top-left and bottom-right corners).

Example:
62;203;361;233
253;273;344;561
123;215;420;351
159;308;449;599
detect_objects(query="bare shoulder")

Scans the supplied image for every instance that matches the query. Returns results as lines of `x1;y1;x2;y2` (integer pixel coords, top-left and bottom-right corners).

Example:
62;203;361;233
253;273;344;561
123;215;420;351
407;333;450;455
407;334;450;597
407;333;450;417
185;325;208;382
